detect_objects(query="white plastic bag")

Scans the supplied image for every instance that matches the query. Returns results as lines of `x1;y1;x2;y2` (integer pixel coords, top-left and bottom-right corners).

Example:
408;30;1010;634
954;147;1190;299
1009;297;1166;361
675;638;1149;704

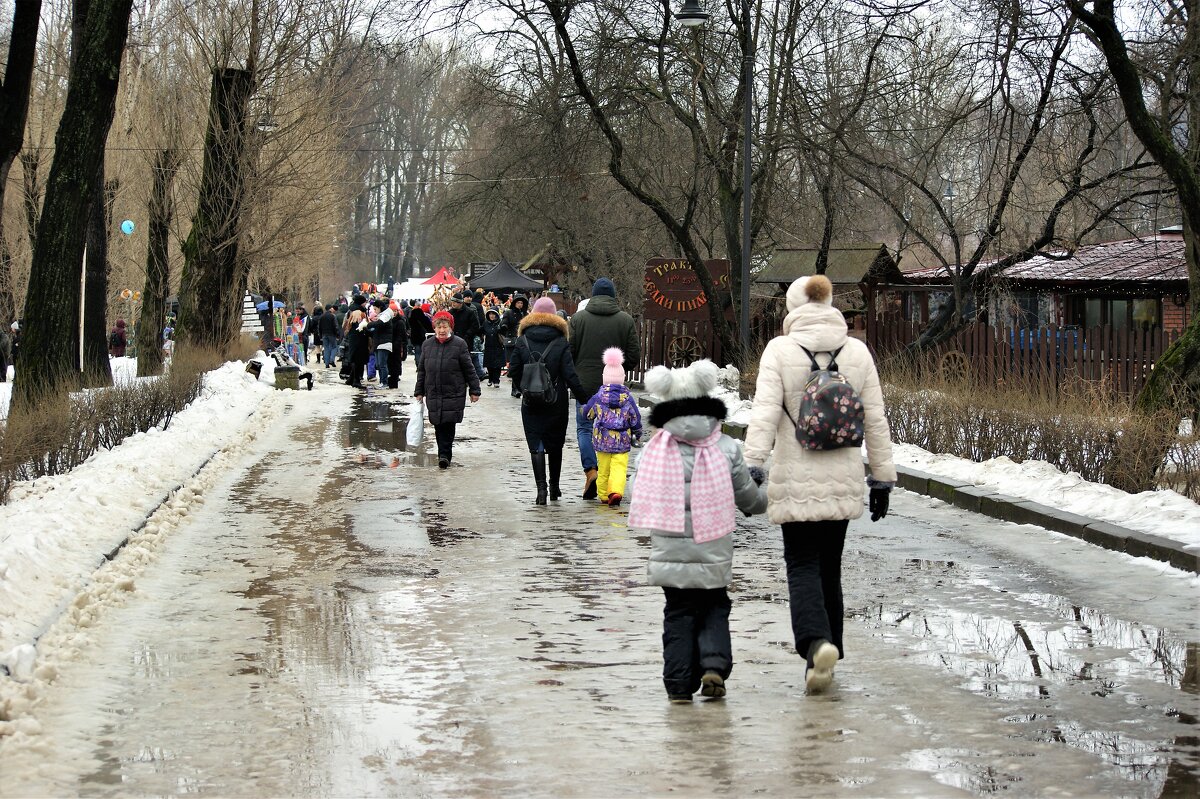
406;400;425;448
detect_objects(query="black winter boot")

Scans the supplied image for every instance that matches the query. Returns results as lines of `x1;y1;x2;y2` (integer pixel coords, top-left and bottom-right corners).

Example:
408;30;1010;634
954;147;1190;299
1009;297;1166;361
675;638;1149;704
548;448;563;501
531;452;548;505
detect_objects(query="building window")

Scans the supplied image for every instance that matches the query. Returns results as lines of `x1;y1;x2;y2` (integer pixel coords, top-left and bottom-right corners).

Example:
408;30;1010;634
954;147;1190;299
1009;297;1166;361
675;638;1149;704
1132;299;1160;330
1082;297;1160;330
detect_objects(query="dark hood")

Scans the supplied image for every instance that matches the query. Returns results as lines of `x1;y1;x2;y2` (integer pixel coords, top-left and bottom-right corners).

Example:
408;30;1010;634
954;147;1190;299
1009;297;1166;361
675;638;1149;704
582;295;622;316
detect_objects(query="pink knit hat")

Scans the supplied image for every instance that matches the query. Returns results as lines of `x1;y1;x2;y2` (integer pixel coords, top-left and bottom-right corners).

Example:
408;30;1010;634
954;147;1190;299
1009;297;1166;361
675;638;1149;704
601;347;625;385
531;297;557;314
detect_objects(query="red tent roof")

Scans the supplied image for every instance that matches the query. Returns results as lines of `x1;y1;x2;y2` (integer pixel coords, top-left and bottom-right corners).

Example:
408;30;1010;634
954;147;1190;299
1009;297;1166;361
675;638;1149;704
422;267;460;285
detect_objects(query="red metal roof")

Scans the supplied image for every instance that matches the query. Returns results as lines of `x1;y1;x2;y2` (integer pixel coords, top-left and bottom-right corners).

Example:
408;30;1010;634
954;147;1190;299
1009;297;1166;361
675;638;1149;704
903;237;1187;284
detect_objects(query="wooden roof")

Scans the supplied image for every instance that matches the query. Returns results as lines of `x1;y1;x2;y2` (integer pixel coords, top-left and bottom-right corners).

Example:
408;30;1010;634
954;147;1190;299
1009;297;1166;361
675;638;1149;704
754;244;902;285
901;237;1187;287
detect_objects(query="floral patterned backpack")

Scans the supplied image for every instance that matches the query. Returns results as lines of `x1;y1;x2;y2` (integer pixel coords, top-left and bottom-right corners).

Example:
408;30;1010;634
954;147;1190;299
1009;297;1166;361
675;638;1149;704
782;343;865;451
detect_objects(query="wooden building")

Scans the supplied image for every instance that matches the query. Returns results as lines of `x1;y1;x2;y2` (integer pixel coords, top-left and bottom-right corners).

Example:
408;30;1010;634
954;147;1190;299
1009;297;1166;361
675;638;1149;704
879;229;1191;334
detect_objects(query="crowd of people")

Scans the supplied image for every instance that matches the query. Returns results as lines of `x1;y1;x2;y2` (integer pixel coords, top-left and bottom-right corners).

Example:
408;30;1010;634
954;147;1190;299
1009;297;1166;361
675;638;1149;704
277;273;898;708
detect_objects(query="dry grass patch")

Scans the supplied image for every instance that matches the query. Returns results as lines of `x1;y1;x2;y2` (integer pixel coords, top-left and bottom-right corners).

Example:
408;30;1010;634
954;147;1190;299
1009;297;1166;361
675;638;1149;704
881;361;1193;500
0;346;221;502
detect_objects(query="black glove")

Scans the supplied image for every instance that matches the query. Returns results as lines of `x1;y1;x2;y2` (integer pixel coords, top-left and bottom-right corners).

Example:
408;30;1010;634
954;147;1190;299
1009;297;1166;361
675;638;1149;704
869;487;890;522
748;466;766;486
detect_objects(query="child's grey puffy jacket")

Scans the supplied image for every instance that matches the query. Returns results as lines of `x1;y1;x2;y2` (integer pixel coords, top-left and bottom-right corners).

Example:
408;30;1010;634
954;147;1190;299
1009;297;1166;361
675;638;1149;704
630;412;767;589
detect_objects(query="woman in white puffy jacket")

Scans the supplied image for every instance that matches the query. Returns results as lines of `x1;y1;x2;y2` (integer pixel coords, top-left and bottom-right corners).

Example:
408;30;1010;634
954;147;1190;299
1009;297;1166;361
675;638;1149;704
743;274;897;695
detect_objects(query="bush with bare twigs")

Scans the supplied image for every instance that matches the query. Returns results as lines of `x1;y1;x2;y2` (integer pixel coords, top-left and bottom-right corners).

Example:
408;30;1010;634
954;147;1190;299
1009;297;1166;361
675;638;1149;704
881;363;1197;501
0;347;222;502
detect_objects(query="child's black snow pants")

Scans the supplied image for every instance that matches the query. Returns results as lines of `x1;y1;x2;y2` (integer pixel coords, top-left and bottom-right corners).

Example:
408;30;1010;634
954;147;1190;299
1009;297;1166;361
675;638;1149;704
661;586;732;696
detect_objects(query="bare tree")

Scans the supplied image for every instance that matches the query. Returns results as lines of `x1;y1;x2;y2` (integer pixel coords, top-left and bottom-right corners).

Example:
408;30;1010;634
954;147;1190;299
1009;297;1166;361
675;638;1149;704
0;0;41;327
1068;0;1199;416
814;4;1168;352
135;143;180;376
16;0;134;405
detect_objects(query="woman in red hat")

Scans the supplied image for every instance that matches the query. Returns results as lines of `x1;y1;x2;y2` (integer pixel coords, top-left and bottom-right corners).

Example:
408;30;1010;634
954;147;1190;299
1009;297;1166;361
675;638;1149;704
414;310;481;468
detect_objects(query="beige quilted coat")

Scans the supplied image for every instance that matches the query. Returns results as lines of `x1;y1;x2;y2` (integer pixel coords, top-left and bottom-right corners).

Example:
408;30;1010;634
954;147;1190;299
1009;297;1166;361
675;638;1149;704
743;300;897;524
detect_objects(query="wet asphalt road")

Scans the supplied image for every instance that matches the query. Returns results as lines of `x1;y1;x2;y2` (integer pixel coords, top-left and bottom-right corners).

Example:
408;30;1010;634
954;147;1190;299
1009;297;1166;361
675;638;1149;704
3;366;1198;797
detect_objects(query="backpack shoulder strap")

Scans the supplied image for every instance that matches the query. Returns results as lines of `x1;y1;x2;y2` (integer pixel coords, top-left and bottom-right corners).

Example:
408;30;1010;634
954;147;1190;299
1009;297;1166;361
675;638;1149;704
525;337;548;363
796;343;823;372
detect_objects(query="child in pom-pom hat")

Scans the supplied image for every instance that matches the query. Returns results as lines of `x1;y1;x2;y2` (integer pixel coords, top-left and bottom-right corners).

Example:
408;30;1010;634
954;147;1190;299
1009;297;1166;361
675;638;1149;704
581;348;642;506
628;358;767;703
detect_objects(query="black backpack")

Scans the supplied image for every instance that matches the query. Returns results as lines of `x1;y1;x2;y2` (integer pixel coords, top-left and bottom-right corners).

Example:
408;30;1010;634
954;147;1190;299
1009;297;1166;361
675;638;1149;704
783;343;865;451
519;338;564;406
109;330;123;348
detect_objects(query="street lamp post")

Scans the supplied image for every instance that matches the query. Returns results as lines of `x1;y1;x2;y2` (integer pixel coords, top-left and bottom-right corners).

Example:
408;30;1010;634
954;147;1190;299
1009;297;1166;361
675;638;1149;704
675;0;753;360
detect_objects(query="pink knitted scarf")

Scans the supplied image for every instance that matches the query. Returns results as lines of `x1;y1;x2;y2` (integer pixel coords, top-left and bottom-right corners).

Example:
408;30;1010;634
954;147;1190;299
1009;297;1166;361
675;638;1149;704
628;427;735;543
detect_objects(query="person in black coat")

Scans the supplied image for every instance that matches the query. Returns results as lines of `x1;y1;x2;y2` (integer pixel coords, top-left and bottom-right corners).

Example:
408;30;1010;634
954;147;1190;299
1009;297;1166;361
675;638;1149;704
304;306;323;363
482;307;506;388
341;309;369;388
501;294;530;396
388;304;409;388
508;297;587;505
408;303;434;363
414;310;482;468
318;304;341;368
448;293;481;348
362;298;396;388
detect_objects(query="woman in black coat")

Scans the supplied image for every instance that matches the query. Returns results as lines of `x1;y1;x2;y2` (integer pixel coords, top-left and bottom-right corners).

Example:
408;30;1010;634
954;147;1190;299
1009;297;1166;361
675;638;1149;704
482;307;506;388
501;294;530;396
414;310;482;468
508;297;587;504
408;304;434;363
341;309;369;388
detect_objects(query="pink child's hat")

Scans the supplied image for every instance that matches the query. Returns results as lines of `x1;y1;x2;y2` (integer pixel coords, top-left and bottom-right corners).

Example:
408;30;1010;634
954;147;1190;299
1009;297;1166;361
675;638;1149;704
602;347;625;385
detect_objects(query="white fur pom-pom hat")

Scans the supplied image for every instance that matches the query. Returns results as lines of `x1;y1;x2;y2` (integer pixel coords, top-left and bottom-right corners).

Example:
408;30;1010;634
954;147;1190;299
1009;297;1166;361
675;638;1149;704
644;359;721;402
786;274;834;312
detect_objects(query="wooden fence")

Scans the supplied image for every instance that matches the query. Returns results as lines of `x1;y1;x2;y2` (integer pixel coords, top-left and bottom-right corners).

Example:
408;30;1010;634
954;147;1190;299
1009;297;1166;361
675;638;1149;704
866;318;1180;395
630;317;728;383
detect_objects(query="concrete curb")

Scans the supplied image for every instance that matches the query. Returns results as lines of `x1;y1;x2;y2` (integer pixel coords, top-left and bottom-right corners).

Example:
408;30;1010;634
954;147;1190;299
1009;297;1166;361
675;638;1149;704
894;465;1199;574
638;394;1198;574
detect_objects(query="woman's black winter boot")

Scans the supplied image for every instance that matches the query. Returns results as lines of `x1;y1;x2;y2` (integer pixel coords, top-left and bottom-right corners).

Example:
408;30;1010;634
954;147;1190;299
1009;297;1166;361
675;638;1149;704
547;449;563;500
531;453;548;505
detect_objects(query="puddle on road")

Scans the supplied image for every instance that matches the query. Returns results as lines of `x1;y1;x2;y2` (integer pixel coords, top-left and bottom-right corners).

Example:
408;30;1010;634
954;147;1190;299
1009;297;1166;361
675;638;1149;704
850;572;1200;791
340;394;438;468
421;501;481;547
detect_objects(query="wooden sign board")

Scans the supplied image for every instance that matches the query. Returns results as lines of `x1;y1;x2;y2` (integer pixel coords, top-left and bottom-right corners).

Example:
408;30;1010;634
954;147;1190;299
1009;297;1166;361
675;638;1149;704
643;258;731;320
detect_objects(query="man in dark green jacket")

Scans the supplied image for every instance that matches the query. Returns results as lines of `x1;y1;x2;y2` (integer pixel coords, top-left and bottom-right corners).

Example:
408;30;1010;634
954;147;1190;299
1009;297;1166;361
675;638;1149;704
569;277;641;498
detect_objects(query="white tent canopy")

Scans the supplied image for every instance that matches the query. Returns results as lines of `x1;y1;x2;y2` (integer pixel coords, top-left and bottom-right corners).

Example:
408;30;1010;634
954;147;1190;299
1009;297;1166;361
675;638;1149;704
392;278;435;301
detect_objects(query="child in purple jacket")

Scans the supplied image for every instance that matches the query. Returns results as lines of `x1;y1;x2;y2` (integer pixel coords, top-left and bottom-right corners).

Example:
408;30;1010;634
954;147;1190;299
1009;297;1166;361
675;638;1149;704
582;348;643;506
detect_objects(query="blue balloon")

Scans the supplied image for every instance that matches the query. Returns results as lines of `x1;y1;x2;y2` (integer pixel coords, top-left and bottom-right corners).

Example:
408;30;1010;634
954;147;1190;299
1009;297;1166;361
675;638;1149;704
120;220;135;235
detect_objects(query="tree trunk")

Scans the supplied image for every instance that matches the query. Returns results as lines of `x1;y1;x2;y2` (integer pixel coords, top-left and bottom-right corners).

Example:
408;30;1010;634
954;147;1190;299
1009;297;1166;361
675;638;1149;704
82;170;115;386
15;0;134;406
1135;226;1200;420
136;148;179;377
0;0;42;327
19;151;41;253
176;68;253;354
1070;0;1199;417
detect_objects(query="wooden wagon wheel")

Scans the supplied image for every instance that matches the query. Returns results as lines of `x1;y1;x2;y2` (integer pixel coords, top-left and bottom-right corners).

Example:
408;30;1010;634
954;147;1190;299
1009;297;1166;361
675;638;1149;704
666;334;704;368
938;351;971;384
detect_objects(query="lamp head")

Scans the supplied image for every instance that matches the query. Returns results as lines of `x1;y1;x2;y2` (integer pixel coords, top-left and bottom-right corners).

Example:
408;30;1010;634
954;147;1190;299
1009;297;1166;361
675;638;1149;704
674;0;709;27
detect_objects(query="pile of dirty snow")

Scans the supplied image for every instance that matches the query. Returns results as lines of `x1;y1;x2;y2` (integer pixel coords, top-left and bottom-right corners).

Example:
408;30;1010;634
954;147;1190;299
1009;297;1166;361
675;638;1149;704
0;362;281;682
893;443;1200;550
